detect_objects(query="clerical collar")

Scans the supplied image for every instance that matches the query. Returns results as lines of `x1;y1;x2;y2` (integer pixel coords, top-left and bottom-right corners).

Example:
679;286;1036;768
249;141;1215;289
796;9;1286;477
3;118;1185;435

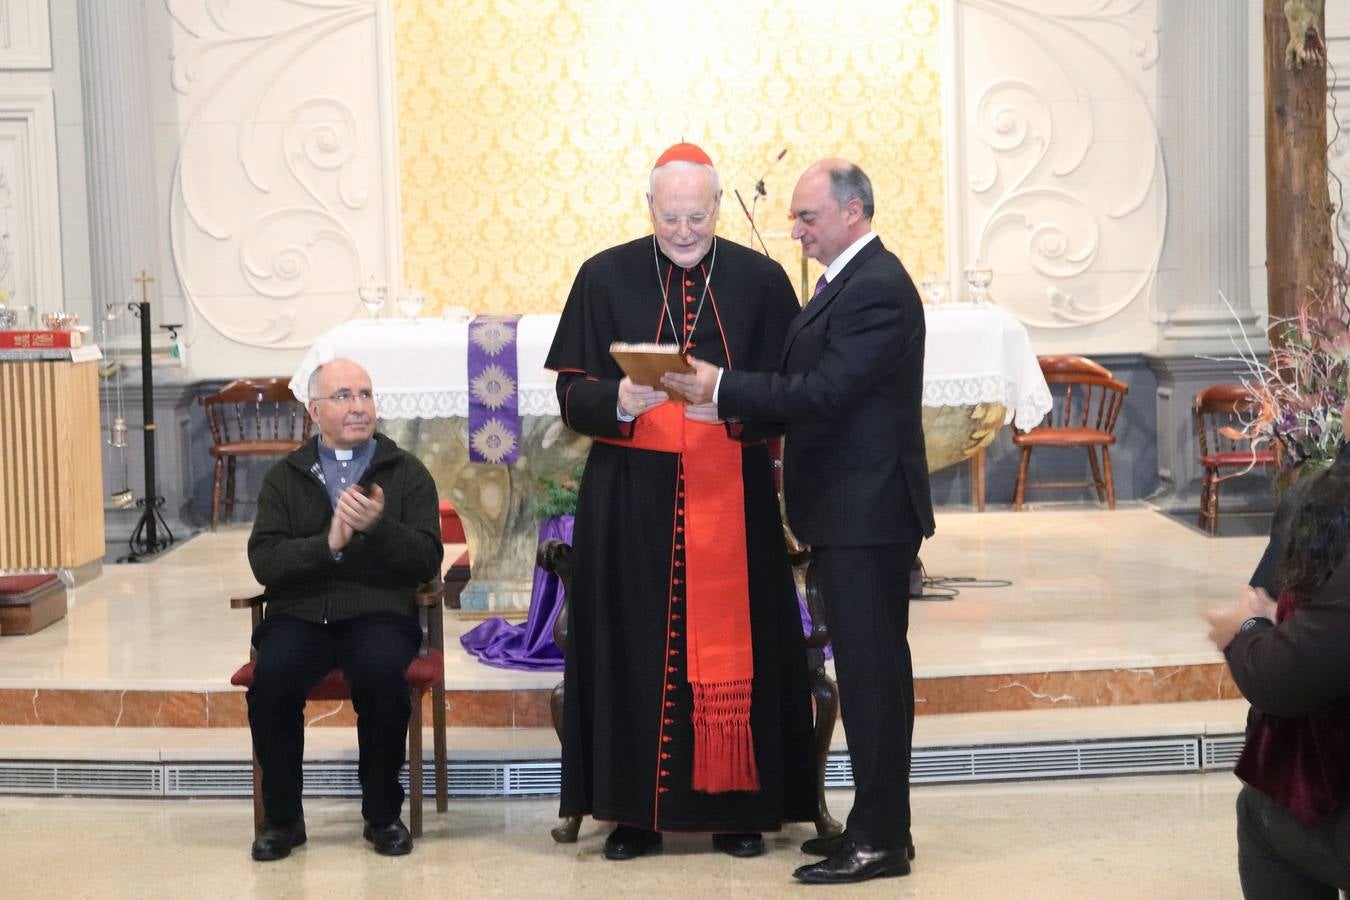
317;439;373;462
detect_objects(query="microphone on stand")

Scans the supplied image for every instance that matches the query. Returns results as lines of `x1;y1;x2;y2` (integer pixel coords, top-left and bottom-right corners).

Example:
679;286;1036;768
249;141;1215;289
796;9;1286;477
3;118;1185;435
739;148;788;255
754;148;788;199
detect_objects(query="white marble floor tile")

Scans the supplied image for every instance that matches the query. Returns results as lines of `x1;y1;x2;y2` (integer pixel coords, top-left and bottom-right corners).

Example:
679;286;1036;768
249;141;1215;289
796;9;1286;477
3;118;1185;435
0;775;1243;898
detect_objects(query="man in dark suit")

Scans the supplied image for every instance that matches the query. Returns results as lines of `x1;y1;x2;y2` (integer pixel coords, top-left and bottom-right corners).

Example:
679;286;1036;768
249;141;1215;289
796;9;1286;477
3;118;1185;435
664;158;935;885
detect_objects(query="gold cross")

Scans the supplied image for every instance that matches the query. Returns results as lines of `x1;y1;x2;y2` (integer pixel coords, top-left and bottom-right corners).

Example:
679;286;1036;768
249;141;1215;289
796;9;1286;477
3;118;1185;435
134;270;154;303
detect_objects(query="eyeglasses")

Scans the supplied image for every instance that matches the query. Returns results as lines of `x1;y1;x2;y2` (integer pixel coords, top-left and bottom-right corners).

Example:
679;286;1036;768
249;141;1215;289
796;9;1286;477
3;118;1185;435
312;389;375;405
655;211;715;228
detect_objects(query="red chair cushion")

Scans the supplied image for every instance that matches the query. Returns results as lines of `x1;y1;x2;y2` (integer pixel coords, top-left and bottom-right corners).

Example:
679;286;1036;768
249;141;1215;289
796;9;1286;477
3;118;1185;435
1013;428;1117;447
1202;451;1277;468
230;648;444;696
0;574;60;596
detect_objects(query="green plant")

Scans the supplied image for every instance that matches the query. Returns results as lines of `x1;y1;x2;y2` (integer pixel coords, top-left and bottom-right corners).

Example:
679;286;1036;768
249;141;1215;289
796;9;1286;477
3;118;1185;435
536;464;584;518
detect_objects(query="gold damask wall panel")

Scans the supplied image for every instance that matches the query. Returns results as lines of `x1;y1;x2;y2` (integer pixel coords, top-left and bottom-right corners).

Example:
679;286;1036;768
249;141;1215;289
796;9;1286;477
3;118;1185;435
395;0;944;314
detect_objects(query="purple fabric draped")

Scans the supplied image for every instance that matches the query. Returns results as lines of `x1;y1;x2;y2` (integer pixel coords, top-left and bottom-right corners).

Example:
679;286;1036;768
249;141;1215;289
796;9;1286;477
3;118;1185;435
460;516;573;670
459;514;827;670
467;315;522;464
797;589;833;660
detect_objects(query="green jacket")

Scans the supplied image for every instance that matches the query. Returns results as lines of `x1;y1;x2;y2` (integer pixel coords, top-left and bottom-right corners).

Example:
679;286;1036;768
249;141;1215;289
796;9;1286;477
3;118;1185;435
247;433;444;623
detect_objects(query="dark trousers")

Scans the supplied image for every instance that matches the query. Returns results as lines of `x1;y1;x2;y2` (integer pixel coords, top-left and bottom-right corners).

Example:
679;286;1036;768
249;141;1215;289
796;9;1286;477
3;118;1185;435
815;538;922;850
1237;785;1350;898
247;613;421;826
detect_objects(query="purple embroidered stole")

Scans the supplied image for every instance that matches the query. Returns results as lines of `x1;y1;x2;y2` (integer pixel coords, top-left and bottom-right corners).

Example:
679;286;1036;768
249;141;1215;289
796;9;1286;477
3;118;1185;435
467;315;522;464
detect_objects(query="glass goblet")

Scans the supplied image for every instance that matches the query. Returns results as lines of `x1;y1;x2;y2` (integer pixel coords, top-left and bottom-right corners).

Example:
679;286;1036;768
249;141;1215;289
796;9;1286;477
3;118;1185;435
358;279;387;319
964;265;994;304
919;275;949;306
397;289;426;320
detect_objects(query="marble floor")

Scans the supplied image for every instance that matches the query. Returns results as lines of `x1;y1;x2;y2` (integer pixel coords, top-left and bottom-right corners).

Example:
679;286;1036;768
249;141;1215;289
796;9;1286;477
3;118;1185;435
0;776;1244;899
0;503;1267;691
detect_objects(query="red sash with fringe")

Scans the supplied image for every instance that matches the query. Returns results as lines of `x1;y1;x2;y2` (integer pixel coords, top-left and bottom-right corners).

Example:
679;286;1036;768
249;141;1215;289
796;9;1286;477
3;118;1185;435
597;402;759;793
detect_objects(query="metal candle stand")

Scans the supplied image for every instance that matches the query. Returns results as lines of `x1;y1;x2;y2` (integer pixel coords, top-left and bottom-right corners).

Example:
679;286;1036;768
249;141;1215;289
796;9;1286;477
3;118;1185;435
120;272;176;562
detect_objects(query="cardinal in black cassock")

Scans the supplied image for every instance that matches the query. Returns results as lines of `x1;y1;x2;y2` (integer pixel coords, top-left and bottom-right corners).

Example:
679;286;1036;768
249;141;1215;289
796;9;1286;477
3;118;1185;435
545;143;817;859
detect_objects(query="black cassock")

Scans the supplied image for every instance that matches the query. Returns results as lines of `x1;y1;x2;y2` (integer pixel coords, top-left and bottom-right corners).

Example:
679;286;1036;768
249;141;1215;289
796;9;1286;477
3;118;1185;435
546;235;818;832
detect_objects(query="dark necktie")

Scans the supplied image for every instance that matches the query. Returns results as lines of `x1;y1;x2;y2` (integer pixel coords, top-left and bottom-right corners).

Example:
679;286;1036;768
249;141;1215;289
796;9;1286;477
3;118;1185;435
811;274;828;300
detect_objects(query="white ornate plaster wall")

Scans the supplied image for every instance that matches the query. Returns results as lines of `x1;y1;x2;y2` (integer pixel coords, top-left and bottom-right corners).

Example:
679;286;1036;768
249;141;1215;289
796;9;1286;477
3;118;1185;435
0;0;86;322
945;0;1167;354
154;0;1189;377
154;0;401;378
1323;5;1350;264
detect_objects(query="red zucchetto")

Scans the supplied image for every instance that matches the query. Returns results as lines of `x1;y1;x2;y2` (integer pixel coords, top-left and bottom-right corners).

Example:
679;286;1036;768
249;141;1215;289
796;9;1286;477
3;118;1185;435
654;142;713;169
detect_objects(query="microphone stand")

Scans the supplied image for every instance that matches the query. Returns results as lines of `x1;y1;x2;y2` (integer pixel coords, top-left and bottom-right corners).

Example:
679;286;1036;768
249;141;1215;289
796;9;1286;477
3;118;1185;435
734;148;788;256
121;270;174;562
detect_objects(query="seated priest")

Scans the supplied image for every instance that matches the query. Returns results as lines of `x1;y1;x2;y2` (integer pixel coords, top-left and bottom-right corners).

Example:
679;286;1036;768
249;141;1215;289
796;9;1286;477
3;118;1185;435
245;358;443;861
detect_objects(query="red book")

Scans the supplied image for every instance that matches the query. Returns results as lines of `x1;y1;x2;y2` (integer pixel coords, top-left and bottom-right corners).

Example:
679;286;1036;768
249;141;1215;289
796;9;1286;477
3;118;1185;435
0;330;83;349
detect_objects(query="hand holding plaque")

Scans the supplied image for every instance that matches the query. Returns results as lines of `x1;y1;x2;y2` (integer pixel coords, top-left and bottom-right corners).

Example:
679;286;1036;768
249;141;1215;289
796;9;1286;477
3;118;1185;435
610;342;696;403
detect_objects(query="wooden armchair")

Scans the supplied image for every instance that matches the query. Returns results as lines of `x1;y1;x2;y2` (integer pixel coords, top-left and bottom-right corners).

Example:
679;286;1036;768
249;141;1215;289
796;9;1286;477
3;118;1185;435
538;540;842;843
201;379;312;527
1194;384;1277;534
1012;355;1129;510
228;582;448;837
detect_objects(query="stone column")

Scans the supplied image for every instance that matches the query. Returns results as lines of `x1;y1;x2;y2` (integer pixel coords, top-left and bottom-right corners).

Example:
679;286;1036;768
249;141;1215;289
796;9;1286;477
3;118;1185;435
1162;0;1261;347
1147;0;1272;517
76;0;160;314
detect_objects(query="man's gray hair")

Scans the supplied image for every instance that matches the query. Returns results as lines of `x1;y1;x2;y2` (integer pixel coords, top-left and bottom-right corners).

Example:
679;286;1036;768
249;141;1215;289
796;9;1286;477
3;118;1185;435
828;163;874;220
649;159;721;196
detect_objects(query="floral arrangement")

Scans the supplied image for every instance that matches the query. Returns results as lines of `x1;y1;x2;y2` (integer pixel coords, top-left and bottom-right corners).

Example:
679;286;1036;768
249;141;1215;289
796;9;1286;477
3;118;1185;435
1225;268;1350;468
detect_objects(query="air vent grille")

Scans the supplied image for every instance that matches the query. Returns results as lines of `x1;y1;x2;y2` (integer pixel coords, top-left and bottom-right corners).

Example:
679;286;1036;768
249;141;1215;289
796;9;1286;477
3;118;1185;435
1;734;1241;799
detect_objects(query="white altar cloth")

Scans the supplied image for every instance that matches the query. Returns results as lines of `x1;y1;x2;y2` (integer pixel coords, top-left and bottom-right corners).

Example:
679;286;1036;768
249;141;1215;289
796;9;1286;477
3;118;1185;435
294;307;1051;430
922;303;1052;431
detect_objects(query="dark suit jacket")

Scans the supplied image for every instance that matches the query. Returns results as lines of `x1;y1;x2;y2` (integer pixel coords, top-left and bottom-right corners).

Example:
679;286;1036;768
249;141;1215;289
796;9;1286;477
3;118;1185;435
718;236;935;547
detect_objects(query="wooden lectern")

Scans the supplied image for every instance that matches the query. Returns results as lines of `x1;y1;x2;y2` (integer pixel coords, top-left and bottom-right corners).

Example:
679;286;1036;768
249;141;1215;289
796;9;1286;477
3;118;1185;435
0;351;105;577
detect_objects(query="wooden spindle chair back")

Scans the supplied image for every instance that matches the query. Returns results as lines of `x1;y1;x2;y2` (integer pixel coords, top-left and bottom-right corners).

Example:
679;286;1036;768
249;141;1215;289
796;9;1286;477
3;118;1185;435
200;378;313;527
1012;355;1129;510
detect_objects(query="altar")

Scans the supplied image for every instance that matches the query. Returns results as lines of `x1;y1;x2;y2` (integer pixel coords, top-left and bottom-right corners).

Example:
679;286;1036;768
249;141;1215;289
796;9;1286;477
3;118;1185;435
294;305;1049;613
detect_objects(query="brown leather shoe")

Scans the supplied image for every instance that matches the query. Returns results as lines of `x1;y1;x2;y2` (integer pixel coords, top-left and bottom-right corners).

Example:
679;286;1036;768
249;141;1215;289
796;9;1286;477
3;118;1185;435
251;818;307;861
793;841;911;884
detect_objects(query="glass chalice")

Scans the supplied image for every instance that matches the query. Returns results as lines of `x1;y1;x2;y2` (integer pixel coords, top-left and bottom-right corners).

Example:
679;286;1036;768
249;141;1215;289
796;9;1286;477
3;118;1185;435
919;274;949;306
397;288;426;321
964;265;994;304
358;278;387;319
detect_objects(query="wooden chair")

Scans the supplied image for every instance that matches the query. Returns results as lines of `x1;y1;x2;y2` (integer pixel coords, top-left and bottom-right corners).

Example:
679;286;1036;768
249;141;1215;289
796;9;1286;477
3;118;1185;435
539;539;842;843
1012;355;1129;510
201;379;312;527
228;582;448;837
1194;383;1277;534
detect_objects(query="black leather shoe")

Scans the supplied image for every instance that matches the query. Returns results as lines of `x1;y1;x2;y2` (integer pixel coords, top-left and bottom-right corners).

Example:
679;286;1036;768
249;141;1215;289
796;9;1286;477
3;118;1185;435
603;825;663;860
251;818;306;861
712;832;764;857
801;831;916;861
363;818;413;856
793;842;911;884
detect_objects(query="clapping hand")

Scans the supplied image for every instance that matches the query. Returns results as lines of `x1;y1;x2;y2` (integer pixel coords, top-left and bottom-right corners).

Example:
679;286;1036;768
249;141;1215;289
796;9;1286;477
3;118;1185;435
337;483;385;535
